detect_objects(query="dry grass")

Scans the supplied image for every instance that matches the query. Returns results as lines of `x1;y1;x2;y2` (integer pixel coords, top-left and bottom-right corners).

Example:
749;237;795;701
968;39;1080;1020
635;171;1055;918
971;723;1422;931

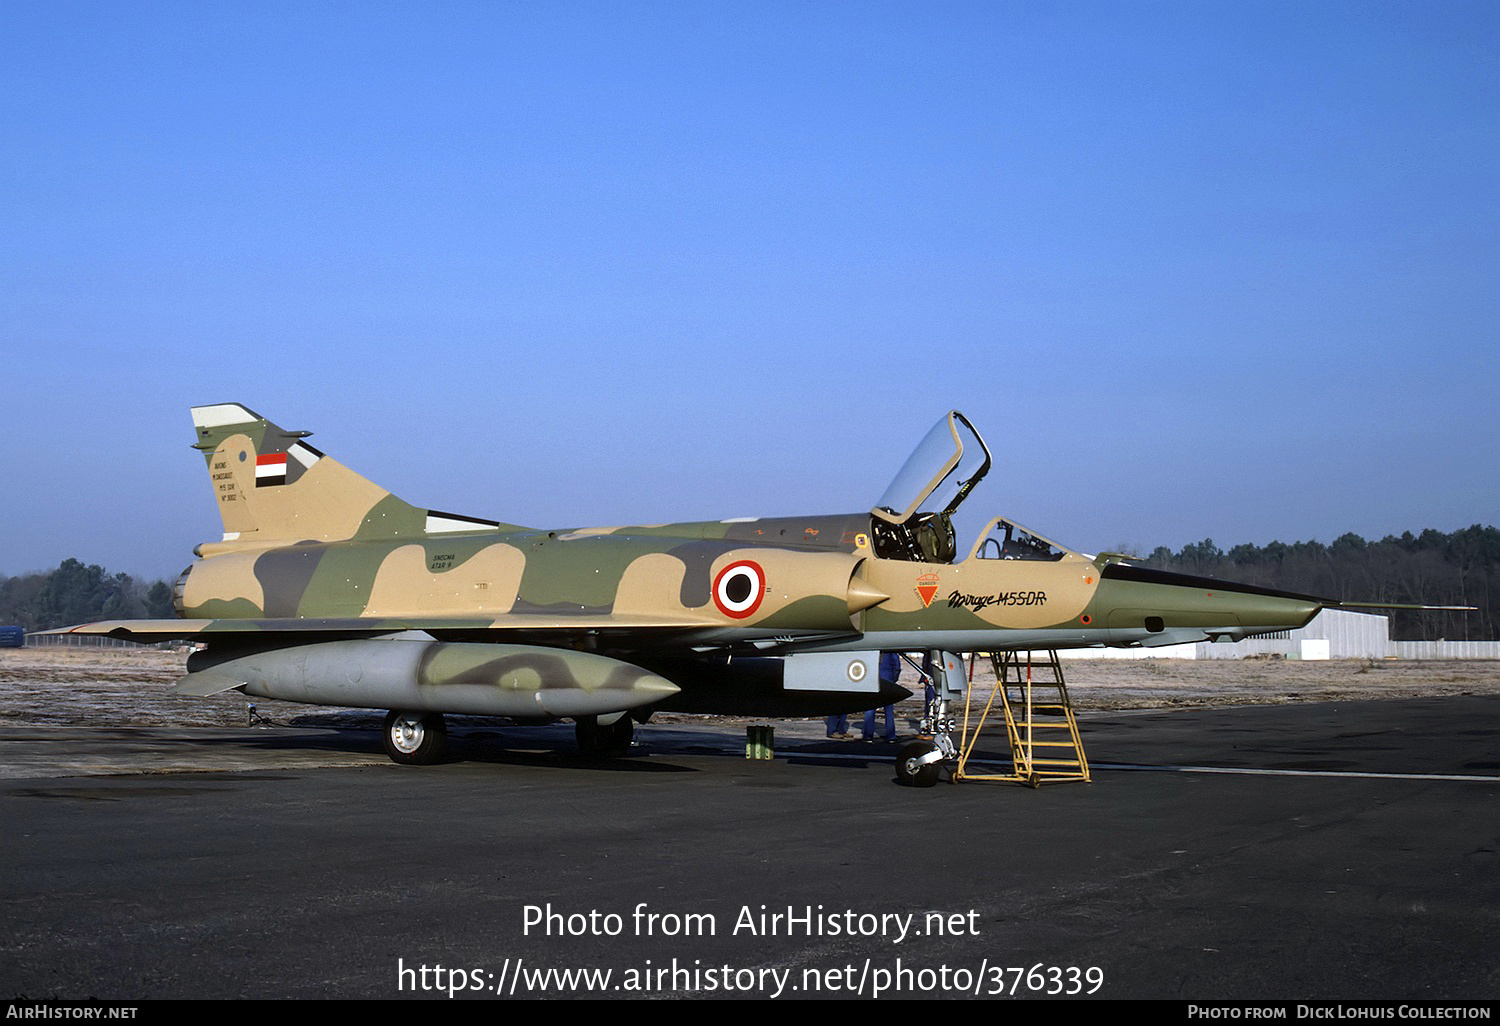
3;646;1499;728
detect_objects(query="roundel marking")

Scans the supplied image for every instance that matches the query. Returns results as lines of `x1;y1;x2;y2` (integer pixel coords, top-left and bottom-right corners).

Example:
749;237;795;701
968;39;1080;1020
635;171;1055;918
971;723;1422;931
713;560;766;619
847;659;868;684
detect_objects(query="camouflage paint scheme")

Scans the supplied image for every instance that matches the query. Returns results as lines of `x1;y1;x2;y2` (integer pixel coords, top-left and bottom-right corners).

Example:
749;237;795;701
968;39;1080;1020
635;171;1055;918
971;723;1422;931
63;405;1333;725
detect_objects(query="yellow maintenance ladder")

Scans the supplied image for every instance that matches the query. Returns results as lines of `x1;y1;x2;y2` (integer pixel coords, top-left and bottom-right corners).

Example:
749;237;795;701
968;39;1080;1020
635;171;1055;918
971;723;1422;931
954;650;1090;786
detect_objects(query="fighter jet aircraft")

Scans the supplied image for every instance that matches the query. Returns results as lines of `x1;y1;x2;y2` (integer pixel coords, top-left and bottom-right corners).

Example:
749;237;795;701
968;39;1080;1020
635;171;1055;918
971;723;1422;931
58;404;1371;774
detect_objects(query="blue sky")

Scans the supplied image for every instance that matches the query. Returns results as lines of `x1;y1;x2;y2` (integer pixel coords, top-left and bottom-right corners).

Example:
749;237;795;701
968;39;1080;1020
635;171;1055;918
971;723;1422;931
2;1;1496;580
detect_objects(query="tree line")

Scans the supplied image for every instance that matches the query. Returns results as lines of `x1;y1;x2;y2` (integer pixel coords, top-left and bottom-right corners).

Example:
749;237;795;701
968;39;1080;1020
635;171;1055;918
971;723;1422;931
1143;525;1499;641
4;526;1497;640
0;559;175;632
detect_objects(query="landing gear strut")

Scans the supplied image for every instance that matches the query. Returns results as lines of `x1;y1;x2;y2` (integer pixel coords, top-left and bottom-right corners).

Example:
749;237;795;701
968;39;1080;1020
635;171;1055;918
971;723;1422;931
894;652;959;787
575;714;635;757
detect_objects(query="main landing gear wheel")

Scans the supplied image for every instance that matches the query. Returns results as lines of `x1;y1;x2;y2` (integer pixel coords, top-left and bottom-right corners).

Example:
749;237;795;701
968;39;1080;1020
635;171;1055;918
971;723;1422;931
896;740;942;788
383;710;447;765
576;715;635;757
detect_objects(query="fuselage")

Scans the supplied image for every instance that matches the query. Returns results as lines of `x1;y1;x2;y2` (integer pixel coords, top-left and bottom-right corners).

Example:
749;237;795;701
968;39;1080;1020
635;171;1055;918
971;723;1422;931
177;510;1322;658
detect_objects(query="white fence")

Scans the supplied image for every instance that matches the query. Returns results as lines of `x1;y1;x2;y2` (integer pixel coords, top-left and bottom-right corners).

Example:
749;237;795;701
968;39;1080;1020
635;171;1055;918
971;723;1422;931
22;633;152;649
1060;609;1500;660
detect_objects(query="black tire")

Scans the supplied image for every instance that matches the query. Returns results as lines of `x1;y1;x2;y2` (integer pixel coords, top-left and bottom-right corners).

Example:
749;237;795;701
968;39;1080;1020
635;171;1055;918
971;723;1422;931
895;740;941;787
576;715;634;757
383;710;447;765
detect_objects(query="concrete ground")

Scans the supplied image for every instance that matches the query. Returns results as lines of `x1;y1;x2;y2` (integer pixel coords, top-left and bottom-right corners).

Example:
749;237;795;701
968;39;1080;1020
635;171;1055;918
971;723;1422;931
3;693;1497;1001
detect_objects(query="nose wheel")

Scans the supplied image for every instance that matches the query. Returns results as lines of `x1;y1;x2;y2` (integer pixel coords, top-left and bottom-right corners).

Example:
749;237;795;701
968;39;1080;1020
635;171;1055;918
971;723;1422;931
895;739;943;787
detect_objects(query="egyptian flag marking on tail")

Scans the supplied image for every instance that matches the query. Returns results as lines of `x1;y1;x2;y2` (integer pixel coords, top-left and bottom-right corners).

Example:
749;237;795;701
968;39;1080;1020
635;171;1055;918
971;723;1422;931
255;452;288;487
255;442;319;488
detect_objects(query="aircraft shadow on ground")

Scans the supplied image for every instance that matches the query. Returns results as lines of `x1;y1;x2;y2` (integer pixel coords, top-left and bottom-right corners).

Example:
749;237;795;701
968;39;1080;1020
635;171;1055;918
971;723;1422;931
258;718;703;773
268;711;1017;775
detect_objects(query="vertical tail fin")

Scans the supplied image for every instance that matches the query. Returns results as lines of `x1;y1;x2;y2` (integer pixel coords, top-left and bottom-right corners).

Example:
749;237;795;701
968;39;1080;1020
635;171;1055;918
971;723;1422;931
190;403;429;550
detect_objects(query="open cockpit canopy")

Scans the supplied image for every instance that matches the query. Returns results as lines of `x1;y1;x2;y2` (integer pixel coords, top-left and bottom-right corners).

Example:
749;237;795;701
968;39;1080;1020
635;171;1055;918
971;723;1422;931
869;411;992;563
